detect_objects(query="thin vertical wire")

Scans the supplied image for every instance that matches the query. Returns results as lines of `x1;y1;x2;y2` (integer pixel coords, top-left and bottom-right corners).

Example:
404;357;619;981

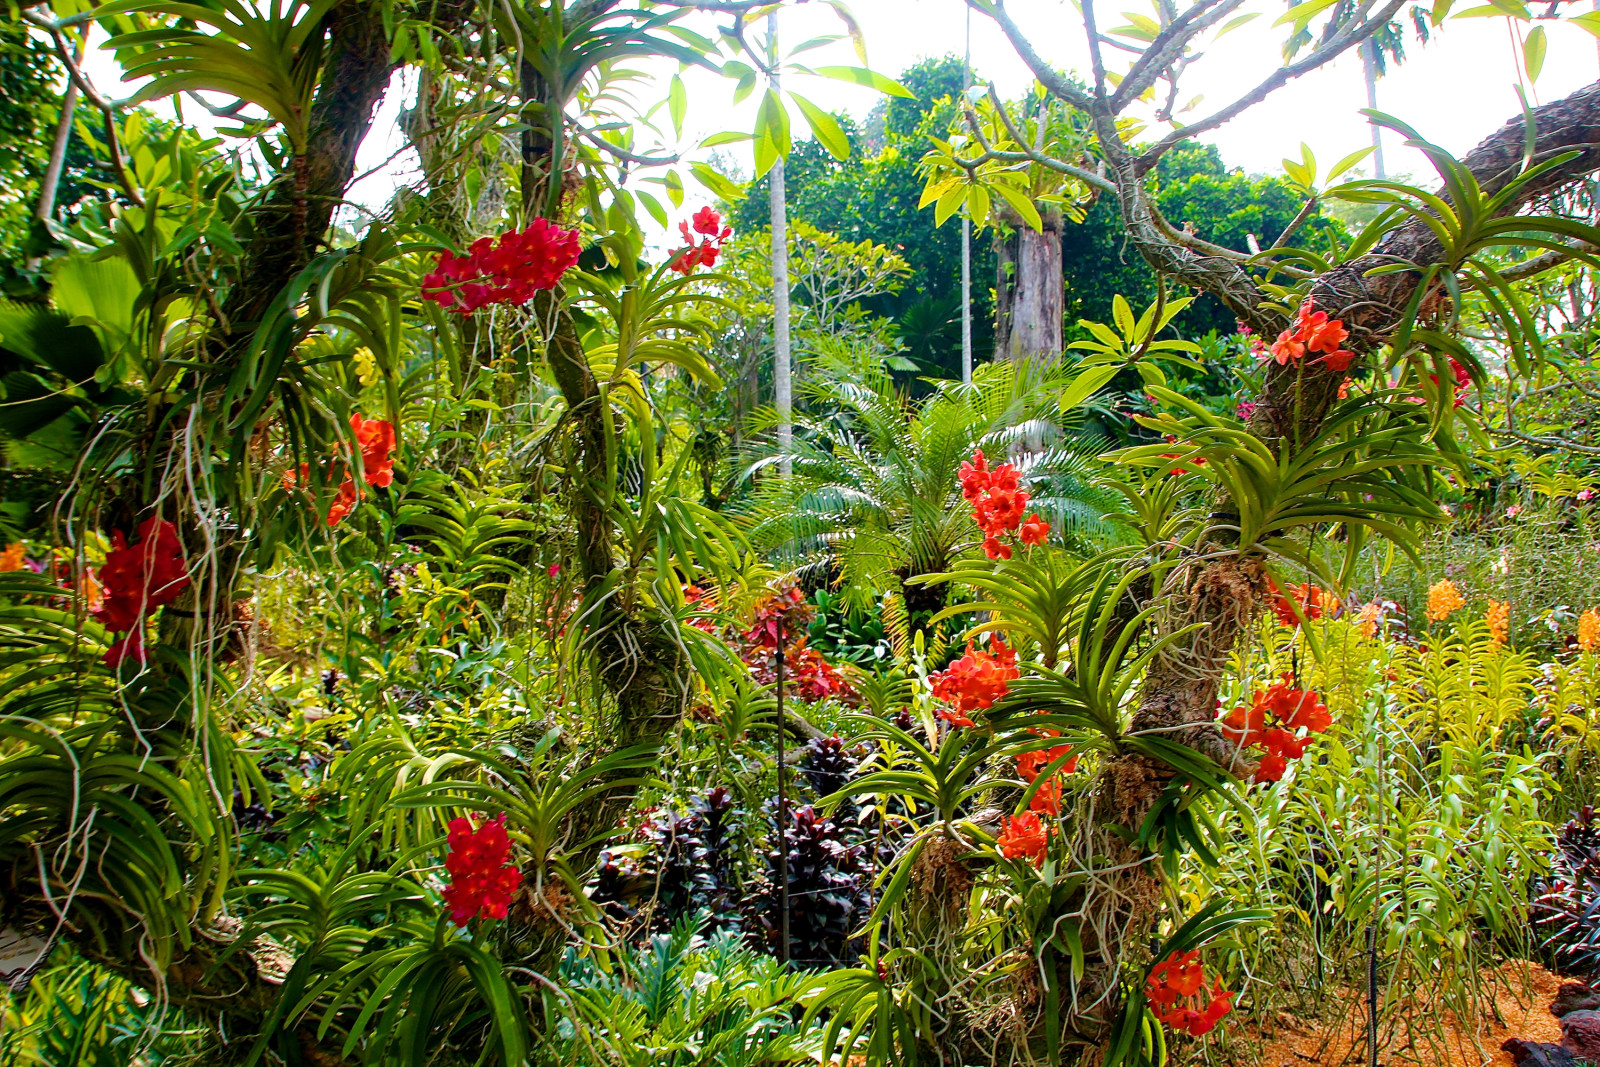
776;620;790;964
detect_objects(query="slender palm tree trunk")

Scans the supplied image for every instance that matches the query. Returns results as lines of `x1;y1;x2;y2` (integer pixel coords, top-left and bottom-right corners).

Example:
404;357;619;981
1362;39;1386;180
960;6;973;383
769;13;793;476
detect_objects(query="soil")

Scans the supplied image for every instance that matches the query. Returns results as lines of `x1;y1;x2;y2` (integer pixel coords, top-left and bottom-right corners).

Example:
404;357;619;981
1228;961;1566;1067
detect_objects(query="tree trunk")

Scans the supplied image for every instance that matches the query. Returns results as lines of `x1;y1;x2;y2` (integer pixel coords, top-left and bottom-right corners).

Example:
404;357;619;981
769;13;793;475
994;204;1064;364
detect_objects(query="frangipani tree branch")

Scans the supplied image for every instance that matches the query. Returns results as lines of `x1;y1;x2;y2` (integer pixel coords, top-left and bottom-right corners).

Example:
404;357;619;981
1134;0;1409;173
1110;0;1244;112
966;0;1094;113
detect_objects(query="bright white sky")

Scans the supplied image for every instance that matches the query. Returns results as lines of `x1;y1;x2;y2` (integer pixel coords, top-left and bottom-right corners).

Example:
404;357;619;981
80;2;1600;217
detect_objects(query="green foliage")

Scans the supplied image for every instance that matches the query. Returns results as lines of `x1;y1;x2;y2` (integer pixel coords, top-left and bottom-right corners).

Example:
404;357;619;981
3;3;1600;1066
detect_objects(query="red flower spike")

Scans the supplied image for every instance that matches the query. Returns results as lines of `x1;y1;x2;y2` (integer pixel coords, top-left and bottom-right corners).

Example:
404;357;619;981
669;207;733;276
936;707;976;729
326;476;361;527
1019;513;1050;547
691;206;724;236
104;629;147;669
1269;581;1326;628
1319;348;1356;372
1301;311;1349;355
441;813;522;926
1266;298;1353;373
95;518;190;664
1027;776;1062;815
1146;951;1235;1038
983;536;1012;560
960;449;1039;554
422;220;582;314
1218;674;1331;784
997;812;1049;866
930;638;1019;719
351;414;396;488
1269;329;1305;365
1016;744;1077;783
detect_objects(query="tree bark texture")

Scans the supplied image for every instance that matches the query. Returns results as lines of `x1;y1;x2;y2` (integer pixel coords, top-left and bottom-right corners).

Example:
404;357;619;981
994;206;1064;364
220;2;400;336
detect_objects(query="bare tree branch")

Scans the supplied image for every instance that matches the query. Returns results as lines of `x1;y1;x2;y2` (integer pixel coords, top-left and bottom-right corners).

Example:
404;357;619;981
1110;0;1244;112
1269;195;1320;249
967;0;1095;113
1479;418;1600;455
1134;0;1407;174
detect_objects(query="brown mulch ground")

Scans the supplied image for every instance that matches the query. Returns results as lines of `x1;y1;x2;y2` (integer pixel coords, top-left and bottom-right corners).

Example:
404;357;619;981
1227;961;1565;1066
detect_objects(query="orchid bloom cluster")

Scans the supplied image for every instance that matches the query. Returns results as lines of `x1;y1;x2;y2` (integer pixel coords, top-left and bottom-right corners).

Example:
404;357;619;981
422;218;583;314
1159;433;1207;476
1486;599;1510;645
682;583;719;633
1269;581;1334;628
1353;602;1386;639
997;811;1051;867
669;206;732;275
284;414;396;527
0;543;25;571
441;814;523;927
1578;607;1599;652
95;517;191;668
1015;729;1077;817
1268;298;1354;372
1431;358;1473;408
1425;579;1466;623
930;637;1019;728
1218;675;1332;783
958;450;1049;560
1146;950;1234;1037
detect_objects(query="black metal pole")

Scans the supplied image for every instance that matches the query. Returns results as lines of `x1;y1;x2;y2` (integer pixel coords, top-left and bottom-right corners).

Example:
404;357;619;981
776;621;790;964
1367;921;1379;1067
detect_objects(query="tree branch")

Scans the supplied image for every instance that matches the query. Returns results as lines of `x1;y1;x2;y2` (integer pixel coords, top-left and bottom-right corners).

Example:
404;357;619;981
968;0;1096;113
962;90;1117;195
1110;0;1243;113
1134;0;1407;174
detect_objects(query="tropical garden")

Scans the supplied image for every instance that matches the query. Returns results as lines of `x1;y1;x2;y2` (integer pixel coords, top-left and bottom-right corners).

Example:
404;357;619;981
2;0;1600;1065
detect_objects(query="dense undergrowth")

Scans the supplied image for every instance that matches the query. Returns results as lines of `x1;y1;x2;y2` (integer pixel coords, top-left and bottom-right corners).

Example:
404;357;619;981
2;1;1600;1066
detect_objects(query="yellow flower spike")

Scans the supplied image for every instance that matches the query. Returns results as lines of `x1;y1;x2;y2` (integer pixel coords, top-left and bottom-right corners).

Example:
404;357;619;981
351;346;378;387
1580;608;1600;652
0;543;24;571
1354;603;1382;639
1485;600;1509;645
1426;579;1465;623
